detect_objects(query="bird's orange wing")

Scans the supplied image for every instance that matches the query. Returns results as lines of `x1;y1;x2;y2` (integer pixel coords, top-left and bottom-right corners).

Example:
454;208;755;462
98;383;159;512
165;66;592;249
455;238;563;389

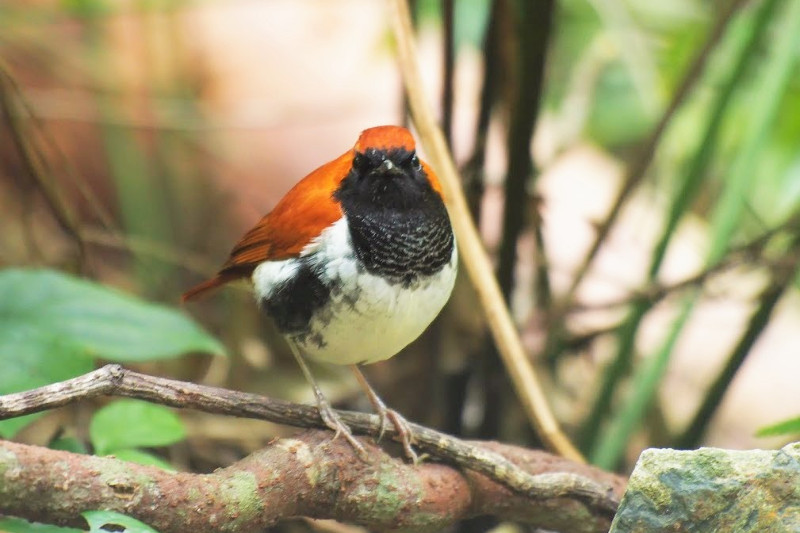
182;150;353;301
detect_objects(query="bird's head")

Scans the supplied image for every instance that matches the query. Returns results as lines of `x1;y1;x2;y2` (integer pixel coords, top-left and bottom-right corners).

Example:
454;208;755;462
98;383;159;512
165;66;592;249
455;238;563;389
335;126;441;210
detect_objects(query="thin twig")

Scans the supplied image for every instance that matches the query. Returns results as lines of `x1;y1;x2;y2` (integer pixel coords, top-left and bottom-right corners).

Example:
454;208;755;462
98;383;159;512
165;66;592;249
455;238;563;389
0;365;620;517
557;0;751;317
81;226;218;275
676;232;800;448
569;211;800;315
0;60;86;265
389;0;584;462
8;85;117;231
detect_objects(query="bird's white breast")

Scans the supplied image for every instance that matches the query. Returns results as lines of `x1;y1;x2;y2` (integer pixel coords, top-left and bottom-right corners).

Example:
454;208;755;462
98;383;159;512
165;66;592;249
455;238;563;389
252;217;457;365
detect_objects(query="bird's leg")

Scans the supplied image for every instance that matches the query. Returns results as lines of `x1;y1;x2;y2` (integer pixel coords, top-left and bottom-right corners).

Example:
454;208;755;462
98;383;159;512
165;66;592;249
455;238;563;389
287;343;367;459
350;365;418;463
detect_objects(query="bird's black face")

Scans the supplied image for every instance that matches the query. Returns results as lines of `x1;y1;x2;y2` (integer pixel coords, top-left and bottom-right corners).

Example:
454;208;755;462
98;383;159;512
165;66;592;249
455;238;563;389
333;146;454;284
336;148;432;210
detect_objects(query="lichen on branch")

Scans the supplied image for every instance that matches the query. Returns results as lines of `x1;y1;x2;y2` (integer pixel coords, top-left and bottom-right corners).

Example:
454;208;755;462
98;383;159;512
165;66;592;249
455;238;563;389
0;431;622;533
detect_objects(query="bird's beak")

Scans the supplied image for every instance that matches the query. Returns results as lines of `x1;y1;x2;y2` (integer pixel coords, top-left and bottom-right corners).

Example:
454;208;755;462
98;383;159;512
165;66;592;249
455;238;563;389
377;158;405;178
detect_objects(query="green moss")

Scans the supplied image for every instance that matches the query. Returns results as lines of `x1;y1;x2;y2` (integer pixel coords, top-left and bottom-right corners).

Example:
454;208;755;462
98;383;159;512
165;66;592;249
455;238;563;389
0;447;19;486
186;486;203;502
358;464;409;515
96;456;158;500
344;463;442;530
611;444;800;532
217;471;263;528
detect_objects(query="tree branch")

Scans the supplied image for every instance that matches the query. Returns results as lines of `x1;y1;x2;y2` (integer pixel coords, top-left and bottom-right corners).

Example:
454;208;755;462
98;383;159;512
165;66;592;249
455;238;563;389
0;431;622;532
0;364;623;530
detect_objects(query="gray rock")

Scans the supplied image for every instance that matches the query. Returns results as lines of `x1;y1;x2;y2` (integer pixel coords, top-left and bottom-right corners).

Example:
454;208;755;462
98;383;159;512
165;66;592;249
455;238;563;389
610;442;800;532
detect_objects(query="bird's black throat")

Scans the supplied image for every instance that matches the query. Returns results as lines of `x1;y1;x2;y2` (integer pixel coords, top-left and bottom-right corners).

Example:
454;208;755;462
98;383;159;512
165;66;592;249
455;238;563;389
334;149;455;286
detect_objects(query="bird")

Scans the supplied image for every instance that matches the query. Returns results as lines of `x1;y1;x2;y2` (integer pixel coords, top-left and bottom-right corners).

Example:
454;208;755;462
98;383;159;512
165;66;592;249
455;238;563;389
183;125;457;459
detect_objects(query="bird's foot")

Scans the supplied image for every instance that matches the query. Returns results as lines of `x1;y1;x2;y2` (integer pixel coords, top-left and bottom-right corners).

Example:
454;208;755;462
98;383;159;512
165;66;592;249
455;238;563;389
349;365;419;463
316;399;368;460
371;404;418;463
386;409;420;465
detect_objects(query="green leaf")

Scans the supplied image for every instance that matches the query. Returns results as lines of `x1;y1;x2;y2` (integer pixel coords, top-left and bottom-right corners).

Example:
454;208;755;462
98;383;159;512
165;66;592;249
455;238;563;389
90;400;186;455
706;0;800;265
757;416;800;438
0;332;93;438
109;448;176;471
49;436;89;454
0;517;82;533
587;61;654;147
82;511;161;533
60;0;113;18
0;268;224;437
0;268;225;362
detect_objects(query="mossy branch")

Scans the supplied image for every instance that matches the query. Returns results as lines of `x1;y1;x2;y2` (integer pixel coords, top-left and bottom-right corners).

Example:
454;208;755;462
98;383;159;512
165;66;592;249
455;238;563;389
0;365;623;531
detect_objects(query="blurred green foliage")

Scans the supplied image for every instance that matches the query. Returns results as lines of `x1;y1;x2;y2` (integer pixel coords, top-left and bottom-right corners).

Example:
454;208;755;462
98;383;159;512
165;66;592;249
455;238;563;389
0;474;171;532
82;511;161;533
0;518;83;533
0;269;195;532
0;269;219;438
757;416;800;438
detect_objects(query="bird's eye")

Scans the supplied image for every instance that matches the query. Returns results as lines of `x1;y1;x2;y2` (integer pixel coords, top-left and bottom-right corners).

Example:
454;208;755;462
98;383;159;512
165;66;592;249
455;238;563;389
410;154;421;171
353;153;368;172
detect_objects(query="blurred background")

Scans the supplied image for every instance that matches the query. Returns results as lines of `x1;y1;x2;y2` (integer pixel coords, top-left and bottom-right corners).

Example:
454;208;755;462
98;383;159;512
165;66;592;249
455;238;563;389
2;0;800;522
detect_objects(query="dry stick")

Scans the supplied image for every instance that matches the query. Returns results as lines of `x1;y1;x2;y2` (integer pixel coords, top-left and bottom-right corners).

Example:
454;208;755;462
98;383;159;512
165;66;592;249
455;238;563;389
1;60;229;278
5;71;118;232
388;0;584;462
568;254;747;316
568;214;799;314
0;365;620;518
81;226;218;276
562;227;794;350
0;62;86;263
0;63;207;273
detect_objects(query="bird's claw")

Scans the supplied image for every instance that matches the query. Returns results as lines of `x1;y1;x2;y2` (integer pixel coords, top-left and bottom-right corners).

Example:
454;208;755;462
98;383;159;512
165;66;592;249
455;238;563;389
317;401;369;461
384;408;419;464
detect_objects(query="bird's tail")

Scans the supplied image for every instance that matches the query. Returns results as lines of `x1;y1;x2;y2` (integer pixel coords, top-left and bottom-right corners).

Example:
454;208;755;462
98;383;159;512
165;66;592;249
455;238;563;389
181;274;232;302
